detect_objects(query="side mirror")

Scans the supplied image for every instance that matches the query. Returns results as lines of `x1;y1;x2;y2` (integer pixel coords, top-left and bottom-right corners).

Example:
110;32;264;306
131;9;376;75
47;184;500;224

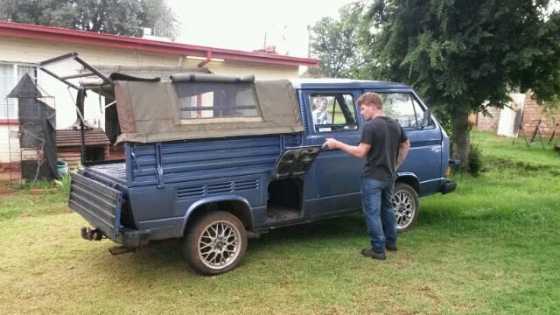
420;109;432;129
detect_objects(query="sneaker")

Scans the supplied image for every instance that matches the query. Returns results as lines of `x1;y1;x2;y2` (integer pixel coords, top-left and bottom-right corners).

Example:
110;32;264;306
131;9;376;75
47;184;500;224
386;243;397;251
361;248;386;260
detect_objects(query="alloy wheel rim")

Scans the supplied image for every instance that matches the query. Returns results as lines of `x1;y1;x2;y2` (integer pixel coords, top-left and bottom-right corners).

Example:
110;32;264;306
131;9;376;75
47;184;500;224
393;190;415;230
198;220;241;270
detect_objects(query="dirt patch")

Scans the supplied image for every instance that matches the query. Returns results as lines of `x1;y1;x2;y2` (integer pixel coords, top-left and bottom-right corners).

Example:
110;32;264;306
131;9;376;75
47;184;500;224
485;157;560;176
0;183;17;197
0;170;21;183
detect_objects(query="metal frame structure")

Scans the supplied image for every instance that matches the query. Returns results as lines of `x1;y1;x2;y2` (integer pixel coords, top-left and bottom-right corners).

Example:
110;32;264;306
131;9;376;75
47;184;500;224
39;52;113;165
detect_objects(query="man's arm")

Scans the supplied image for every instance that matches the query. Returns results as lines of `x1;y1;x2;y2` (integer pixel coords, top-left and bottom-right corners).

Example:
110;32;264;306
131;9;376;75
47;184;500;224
396;139;411;169
324;138;371;159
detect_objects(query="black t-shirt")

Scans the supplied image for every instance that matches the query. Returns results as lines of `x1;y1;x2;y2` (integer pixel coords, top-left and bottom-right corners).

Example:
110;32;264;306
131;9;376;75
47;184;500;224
360;116;408;181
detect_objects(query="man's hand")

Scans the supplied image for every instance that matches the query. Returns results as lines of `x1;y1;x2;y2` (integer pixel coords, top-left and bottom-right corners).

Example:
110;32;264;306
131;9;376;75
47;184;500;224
323;138;340;150
396;139;411;169
323;138;371;159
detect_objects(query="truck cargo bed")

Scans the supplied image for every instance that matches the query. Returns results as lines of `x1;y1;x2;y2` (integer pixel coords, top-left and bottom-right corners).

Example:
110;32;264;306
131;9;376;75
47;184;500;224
84;162;127;187
69;172;123;240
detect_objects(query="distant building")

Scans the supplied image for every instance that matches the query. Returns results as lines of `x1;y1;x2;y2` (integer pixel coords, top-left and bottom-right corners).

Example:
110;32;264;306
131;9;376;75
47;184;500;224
475;92;560;138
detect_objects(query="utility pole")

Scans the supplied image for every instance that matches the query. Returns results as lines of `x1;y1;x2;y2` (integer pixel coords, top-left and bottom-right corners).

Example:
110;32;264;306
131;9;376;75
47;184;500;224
306;25;312;58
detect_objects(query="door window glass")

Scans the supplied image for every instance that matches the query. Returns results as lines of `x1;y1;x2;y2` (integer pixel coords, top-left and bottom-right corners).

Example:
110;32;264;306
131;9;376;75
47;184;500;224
412;97;434;127
378;93;420;128
309;93;357;133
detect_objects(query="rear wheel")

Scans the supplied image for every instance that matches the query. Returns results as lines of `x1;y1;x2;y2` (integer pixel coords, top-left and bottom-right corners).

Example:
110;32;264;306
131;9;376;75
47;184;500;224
393;182;420;232
182;211;247;275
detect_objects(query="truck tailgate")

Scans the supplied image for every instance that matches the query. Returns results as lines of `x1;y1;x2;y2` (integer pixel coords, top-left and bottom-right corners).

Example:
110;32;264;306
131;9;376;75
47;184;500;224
69;172;123;240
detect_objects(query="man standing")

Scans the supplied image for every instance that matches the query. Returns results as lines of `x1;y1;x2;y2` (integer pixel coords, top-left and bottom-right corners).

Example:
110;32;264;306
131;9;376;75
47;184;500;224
324;92;410;260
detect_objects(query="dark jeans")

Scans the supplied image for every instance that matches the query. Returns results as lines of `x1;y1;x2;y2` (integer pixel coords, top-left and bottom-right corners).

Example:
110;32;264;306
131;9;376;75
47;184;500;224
360;177;397;253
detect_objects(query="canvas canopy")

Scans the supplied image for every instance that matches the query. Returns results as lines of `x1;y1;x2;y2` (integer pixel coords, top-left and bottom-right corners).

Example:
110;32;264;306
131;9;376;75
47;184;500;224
80;66;211;97
113;74;303;143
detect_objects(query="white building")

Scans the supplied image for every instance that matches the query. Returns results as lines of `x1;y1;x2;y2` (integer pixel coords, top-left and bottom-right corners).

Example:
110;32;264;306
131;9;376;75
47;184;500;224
0;21;318;168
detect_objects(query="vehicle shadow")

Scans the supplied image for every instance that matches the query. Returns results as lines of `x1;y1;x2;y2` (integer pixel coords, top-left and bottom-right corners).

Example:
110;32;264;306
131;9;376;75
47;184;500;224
86;214;369;277
249;214;367;252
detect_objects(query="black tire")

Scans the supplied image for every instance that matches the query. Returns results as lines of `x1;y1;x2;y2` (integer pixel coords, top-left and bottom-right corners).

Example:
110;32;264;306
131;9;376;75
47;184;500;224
182;211;247;275
393;182;420;232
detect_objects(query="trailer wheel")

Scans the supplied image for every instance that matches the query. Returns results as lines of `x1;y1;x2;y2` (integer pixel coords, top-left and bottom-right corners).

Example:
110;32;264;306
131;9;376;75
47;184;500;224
182;211;247;275
393;182;420;232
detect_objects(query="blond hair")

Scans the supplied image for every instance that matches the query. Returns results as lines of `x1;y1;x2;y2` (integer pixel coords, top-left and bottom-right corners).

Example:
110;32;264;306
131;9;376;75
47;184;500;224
357;92;383;110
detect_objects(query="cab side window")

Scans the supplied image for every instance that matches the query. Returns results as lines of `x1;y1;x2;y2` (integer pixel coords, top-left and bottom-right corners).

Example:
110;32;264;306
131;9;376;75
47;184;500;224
378;93;432;128
379;93;417;128
412;97;434;127
309;93;358;133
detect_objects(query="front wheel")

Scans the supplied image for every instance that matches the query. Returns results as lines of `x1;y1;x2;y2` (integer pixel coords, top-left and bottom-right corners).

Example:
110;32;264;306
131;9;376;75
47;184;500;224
393;182;420;232
182;211;247;275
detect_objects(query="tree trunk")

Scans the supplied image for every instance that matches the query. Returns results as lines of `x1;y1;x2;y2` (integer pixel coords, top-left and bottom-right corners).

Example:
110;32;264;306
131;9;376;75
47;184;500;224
451;110;471;171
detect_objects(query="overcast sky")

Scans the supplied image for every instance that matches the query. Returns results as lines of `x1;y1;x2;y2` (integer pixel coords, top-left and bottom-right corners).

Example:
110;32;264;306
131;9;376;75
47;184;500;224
168;0;358;58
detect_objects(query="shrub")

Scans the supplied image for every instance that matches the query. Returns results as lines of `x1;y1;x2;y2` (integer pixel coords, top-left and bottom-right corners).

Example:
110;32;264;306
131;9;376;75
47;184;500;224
468;144;483;176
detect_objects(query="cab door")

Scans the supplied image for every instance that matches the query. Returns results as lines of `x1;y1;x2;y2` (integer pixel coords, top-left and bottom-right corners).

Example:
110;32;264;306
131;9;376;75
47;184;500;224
300;90;364;216
368;90;443;195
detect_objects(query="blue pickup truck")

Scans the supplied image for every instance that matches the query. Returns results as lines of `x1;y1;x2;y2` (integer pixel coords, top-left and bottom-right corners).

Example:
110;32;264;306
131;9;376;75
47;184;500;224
67;73;455;275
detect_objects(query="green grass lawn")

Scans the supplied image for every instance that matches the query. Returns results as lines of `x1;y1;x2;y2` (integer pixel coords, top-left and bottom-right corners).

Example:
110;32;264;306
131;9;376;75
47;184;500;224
1;131;559;314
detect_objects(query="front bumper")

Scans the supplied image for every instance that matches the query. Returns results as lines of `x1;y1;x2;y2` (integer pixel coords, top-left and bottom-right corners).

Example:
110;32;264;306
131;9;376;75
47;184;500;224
440;178;457;194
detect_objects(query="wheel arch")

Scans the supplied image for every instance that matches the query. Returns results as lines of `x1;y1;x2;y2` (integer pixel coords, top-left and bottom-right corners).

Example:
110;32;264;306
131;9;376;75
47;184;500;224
181;196;254;235
396;172;420;193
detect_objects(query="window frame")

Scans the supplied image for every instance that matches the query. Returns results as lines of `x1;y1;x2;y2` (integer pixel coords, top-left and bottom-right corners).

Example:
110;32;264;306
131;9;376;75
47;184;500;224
377;92;419;129
410;94;435;129
0;62;38;120
306;91;360;134
173;82;263;123
371;90;436;130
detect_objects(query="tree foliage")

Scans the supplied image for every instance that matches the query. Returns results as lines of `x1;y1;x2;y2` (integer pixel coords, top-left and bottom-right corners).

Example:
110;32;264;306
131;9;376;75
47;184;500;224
308;3;365;78
0;0;177;38
360;0;560;169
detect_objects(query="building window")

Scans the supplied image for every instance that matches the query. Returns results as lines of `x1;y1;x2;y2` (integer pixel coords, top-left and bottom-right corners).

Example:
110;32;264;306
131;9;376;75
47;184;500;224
0;63;38;120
